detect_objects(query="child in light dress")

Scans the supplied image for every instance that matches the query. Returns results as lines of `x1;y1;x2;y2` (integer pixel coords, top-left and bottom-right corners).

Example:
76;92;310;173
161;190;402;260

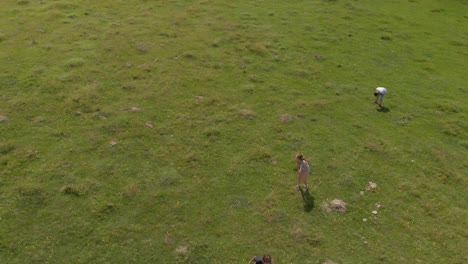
295;154;310;191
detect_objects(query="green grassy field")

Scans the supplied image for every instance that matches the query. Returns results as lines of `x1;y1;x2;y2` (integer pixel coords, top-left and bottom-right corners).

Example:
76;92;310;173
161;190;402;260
1;0;467;263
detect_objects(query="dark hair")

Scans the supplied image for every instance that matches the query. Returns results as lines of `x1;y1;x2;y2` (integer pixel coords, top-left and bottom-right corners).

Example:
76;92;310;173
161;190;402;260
296;154;304;160
263;254;272;263
374;92;379;96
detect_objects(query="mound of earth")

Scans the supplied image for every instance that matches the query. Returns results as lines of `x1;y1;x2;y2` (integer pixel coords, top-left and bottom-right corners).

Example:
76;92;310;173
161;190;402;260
321;199;347;212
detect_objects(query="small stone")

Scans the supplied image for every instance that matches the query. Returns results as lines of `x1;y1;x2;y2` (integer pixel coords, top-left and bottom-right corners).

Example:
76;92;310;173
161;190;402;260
372;210;378;215
195;95;204;99
360;191;364;195
375;202;381;208
363;218;368;222
0;115;8;122
131;106;142;112
110;141;117;146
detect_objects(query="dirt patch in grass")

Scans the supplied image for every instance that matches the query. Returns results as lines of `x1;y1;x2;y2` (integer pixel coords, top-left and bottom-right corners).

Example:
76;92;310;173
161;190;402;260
366;181;377;191
279;114;292;123
65;58;85;68
60;184;84;196
321;199;347;212
145;121;154;128
176;245;189;257
239;109;256;119
314;54;327;60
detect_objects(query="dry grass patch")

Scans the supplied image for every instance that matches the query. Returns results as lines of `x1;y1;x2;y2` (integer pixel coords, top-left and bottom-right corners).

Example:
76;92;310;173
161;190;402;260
321;199;347;212
239;109;256;119
60;184;85;196
65;58;85;68
279;114;292;123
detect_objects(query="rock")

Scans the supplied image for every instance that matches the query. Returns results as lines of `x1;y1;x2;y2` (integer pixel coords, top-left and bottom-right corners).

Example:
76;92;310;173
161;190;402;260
110;140;117;146
372;210;378;215
131;106;142;112
0;115;8;122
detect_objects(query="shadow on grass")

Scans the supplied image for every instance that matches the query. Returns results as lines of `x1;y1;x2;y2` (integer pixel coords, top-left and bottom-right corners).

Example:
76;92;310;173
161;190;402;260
299;188;315;212
377;106;390;113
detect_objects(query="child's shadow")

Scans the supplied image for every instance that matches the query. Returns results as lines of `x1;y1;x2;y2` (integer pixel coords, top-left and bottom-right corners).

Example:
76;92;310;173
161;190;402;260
377;106;390;113
299;188;315;212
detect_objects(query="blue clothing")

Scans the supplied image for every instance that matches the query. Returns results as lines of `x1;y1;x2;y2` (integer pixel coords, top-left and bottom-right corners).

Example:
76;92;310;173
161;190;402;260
254;256;263;264
300;160;310;174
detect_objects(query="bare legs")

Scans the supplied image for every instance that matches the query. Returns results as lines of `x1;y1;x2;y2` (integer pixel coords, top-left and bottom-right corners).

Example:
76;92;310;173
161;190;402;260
374;96;383;107
297;174;309;190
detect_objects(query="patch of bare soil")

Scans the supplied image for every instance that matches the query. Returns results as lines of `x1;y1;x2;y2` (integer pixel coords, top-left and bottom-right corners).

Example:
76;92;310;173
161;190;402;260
366;181;377;191
321;199;347;212
279;114;292;123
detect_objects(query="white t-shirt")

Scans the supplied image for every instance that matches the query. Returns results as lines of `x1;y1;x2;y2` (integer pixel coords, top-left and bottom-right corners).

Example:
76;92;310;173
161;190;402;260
376;87;387;95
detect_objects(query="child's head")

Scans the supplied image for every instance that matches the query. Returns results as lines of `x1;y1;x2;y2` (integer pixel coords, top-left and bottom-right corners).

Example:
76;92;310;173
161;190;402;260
263;254;272;264
374;92;379;96
296;153;304;162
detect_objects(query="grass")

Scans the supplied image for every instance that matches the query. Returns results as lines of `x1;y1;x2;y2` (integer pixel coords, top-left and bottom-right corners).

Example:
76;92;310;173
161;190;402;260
0;0;467;263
